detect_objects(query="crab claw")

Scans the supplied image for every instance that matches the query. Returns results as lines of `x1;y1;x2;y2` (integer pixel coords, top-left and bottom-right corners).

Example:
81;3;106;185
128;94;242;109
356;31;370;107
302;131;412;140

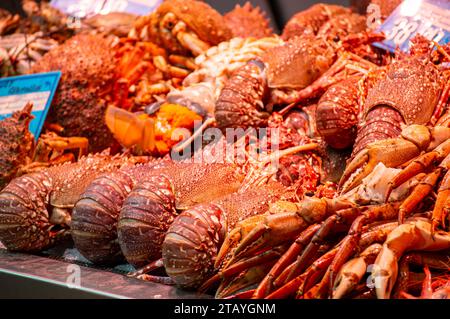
332;243;382;299
215;209;309;270
372;219;450;299
339;137;422;194
216;262;275;299
385;139;450;204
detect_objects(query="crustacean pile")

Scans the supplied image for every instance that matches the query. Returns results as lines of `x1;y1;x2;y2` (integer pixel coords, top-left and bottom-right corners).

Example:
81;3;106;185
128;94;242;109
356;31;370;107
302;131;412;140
0;0;449;300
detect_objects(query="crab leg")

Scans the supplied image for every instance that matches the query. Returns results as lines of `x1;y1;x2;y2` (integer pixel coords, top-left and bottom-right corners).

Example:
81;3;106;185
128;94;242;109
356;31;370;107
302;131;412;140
385;139;450;198
216;197;354;269
397;169;442;224
393;252;450;298
372;219;450;299
176;31;210;56
332;243;382;299
432;163;450;231
326;203;399;291
266;247;338;299
341;125;450;194
216;262;276;299
252;223;321;298
199;246;284;293
285;207;364;283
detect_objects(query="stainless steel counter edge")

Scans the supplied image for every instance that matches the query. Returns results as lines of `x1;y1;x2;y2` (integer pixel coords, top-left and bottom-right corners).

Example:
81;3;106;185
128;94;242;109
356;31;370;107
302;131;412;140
0;249;212;299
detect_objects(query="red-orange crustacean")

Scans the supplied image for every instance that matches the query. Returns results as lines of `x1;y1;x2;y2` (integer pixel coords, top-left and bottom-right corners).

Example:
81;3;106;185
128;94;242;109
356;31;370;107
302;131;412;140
214;3;382;131
0;152;147;252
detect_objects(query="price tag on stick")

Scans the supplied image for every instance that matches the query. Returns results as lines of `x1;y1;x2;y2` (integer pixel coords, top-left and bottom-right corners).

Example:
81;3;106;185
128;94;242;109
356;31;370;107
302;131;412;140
0;72;62;140
374;0;450;53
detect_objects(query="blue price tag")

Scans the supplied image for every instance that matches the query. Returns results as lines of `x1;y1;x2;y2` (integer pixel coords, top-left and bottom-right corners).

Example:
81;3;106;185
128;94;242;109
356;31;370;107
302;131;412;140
50;0;162;17
0;72;61;140
374;0;450;53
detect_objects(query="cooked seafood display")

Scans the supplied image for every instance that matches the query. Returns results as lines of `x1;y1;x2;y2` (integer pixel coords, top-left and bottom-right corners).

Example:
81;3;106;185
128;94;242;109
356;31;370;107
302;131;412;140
0;0;448;299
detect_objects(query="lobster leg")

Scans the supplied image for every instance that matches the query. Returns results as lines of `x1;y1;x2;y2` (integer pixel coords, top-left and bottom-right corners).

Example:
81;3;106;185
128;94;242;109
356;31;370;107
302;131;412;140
271;52;376;108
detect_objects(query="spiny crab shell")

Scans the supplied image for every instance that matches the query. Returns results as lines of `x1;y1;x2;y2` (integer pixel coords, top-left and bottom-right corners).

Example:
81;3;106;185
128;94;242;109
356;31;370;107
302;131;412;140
30;34;117;153
0;103;34;190
224;2;274;39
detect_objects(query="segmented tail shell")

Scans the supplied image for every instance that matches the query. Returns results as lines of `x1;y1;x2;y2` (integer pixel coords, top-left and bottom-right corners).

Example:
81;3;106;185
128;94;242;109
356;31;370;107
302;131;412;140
162;204;226;289
71;167;137;264
0;153;133;252
215;59;270;130
316;77;359;149
118;175;177;268
162;182;288;288
71;162;168;265
0;172;54;251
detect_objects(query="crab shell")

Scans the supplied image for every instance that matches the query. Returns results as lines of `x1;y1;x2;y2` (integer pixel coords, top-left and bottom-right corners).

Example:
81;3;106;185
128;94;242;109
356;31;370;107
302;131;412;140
30;34;118;153
148;0;232;52
282;4;351;40
262;35;334;90
224;2;273;39
0;103;34;190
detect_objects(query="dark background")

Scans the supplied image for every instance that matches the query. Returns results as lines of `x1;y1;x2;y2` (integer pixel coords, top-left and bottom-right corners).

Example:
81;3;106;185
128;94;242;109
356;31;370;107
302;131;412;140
0;0;362;32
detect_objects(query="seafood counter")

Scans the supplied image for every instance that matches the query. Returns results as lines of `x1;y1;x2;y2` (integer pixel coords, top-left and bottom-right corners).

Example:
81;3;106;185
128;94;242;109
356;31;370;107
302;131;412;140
0;0;449;299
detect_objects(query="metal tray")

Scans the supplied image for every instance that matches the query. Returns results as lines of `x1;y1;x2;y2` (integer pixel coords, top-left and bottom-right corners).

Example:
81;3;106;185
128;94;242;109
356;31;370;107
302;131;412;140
0;245;211;299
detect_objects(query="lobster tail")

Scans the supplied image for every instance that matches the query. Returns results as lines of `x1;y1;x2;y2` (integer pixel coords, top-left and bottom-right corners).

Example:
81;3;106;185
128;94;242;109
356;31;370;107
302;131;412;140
162;204;226;289
215;59;270;130
0;173;54;251
118;175;177;268
316;77;360;149
71;169;136;264
71;161;169;265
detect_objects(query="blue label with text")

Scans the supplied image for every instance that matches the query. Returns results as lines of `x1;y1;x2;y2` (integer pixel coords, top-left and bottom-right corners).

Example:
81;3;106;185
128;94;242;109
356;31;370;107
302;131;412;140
0;72;61;140
374;0;450;52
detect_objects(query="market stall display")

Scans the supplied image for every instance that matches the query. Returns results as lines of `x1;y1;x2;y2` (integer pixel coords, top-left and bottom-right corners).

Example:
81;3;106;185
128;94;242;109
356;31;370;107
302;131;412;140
0;0;449;299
